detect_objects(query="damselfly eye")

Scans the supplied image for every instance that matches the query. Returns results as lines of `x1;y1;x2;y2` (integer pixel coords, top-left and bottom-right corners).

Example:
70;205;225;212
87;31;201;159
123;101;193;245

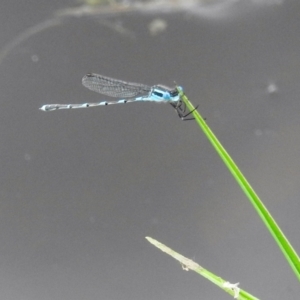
170;90;179;97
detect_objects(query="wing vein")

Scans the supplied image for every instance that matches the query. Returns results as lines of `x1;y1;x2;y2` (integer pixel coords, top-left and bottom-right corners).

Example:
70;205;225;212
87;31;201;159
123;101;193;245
82;73;152;98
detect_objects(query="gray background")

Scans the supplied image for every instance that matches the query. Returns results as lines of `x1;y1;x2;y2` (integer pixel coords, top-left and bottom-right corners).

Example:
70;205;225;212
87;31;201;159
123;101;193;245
0;0;299;299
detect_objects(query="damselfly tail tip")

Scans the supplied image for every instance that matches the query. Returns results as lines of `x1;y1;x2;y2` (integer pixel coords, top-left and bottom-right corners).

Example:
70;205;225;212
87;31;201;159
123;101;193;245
39;105;56;111
39;105;48;111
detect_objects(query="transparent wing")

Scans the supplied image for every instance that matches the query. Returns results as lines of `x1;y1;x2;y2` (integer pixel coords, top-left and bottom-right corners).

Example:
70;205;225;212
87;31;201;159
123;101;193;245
82;73;152;98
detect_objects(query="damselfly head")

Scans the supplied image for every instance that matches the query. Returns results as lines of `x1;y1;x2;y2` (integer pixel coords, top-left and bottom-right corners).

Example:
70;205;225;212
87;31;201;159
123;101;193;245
169;86;183;97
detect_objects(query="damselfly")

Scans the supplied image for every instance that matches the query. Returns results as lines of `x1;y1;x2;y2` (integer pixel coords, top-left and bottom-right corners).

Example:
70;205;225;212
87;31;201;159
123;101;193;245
39;73;197;120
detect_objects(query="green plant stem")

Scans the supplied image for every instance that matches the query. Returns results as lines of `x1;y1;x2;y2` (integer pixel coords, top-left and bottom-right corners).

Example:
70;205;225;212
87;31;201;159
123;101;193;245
146;237;259;300
178;88;300;281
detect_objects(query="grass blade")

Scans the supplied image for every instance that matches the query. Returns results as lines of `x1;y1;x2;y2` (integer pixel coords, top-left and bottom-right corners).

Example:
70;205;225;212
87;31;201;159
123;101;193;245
146;237;259;300
178;88;300;281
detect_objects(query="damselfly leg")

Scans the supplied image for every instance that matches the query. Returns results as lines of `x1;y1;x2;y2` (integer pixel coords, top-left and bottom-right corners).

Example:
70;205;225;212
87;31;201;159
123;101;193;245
170;100;198;121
